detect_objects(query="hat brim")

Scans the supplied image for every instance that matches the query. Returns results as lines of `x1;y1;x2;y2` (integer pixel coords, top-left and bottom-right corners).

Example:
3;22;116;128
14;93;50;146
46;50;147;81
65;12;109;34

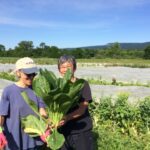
20;67;38;74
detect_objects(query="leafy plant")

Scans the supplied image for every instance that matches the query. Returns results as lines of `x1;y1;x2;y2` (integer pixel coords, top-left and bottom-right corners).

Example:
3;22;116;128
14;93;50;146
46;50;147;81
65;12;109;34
138;97;150;134
89;95;150;150
0;72;16;81
21;68;85;150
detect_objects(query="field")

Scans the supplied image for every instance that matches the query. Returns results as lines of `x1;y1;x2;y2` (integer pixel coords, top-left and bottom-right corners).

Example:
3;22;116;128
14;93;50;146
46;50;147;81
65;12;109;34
1;57;150;67
0;58;150;149
1;61;150;102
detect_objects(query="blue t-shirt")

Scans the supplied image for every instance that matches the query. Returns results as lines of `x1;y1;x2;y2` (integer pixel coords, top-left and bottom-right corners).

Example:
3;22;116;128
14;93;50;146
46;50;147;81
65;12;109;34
0;84;45;150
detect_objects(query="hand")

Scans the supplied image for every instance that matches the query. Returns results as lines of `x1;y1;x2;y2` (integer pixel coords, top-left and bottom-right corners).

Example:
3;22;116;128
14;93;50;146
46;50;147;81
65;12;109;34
58;116;68;127
0;132;7;149
58;119;66;126
40;129;51;143
39;108;47;118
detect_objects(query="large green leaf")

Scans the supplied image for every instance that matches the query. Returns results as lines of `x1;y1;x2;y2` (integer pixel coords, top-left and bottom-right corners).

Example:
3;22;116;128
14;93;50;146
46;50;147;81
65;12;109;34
21;115;46;137
49;88;61;97
53;93;72;113
62;81;72;93
53;93;71;105
57;78;64;89
21;91;40;116
68;79;85;98
57;69;72;90
40;69;57;89
60;101;72;114
63;68;72;81
47;128;65;150
32;73;50;98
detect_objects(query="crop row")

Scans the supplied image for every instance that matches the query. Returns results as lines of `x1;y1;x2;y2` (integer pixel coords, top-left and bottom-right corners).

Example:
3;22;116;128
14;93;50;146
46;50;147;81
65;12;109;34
89;94;150;150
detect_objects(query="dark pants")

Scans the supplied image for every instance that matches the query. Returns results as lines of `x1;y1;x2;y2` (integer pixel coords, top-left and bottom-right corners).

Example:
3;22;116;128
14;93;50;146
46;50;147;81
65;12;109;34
60;130;94;150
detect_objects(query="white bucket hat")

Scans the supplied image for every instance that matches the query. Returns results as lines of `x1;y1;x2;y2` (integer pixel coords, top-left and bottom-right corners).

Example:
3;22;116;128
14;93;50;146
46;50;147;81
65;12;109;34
15;57;38;74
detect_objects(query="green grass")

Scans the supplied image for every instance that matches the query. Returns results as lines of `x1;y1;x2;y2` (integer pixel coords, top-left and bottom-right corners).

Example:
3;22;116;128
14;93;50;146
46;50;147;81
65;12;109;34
0;57;18;64
78;58;150;68
0;57;150;67
86;78;150;87
0;57;57;65
0;72;16;81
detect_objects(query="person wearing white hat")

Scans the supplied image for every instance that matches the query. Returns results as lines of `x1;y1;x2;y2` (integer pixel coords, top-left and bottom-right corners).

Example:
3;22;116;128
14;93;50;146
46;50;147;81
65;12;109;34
0;57;47;150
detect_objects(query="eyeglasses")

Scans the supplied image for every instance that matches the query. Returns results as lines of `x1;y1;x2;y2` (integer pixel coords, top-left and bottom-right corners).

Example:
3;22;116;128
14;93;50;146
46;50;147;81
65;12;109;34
25;73;37;78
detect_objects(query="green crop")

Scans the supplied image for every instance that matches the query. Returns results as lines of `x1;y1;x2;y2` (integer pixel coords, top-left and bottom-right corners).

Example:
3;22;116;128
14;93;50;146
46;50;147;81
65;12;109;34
21;68;85;150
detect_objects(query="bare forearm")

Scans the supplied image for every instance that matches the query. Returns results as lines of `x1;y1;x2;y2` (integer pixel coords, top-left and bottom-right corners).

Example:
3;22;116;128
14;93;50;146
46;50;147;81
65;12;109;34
0;116;5;126
66;109;84;121
66;101;88;121
39;108;47;118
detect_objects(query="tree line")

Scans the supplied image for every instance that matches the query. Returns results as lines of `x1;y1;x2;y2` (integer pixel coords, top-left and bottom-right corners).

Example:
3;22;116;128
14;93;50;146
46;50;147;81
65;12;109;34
0;41;150;59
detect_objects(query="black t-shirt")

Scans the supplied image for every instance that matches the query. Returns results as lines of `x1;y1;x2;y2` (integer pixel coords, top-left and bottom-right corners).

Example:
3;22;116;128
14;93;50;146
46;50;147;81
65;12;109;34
59;80;93;135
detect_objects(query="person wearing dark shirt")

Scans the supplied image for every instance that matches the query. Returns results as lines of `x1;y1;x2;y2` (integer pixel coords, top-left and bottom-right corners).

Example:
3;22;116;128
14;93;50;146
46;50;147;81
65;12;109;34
0;57;47;150
58;55;94;150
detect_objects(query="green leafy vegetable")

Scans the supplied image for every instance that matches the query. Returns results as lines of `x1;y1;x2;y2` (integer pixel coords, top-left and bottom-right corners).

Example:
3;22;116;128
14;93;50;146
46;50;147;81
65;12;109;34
21;68;85;150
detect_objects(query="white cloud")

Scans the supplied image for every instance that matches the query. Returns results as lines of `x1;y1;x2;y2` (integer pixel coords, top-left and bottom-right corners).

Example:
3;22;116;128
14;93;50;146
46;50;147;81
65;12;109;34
1;0;149;14
0;16;111;29
26;0;150;11
0;0;148;30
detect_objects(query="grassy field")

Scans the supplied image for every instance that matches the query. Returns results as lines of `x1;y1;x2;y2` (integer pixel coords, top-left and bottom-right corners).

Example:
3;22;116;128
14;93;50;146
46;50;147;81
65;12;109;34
0;57;150;67
78;58;150;68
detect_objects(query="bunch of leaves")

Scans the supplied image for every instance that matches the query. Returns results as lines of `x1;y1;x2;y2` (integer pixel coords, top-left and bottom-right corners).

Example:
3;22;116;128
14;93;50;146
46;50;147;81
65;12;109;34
138;96;150;134
111;93;140;136
89;96;150;150
90;93;142;136
98;97;114;121
21;68;85;150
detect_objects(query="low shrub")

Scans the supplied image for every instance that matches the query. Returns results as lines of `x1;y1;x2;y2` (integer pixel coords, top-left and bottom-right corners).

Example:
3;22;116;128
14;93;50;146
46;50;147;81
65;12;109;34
89;94;150;150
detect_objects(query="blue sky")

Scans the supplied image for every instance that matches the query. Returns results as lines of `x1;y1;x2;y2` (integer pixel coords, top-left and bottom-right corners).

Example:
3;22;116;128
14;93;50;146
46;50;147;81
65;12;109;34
0;0;150;49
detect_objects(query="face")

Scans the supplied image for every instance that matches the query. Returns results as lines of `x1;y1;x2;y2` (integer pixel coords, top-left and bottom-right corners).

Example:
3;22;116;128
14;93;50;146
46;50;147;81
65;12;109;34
17;71;36;86
59;62;75;77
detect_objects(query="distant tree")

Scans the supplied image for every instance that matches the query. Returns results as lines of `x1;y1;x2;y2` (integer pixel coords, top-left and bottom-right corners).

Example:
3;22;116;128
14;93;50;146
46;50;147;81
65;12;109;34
14;41;34;56
61;49;72;56
5;48;14;57
39;42;46;49
106;42;121;58
107;42;121;51
143;45;150;59
72;48;85;58
50;46;61;58
83;49;97;58
0;44;6;56
0;44;6;51
16;41;34;51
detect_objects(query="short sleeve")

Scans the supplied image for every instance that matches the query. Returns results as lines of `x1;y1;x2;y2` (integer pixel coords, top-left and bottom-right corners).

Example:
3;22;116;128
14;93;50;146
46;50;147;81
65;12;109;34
80;80;92;103
37;96;46;108
0;88;10;116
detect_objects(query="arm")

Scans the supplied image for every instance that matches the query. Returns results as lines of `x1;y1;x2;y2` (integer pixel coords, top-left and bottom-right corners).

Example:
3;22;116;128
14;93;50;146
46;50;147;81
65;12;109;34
66;101;88;121
0;88;9;149
66;80;92;121
59;80;92;126
0;116;7;150
36;96;47;118
59;101;89;126
0;116;4;127
39;108;47;118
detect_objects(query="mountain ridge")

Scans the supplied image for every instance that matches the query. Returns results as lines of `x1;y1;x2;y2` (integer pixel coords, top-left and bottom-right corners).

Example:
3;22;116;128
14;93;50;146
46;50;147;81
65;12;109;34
66;42;150;50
